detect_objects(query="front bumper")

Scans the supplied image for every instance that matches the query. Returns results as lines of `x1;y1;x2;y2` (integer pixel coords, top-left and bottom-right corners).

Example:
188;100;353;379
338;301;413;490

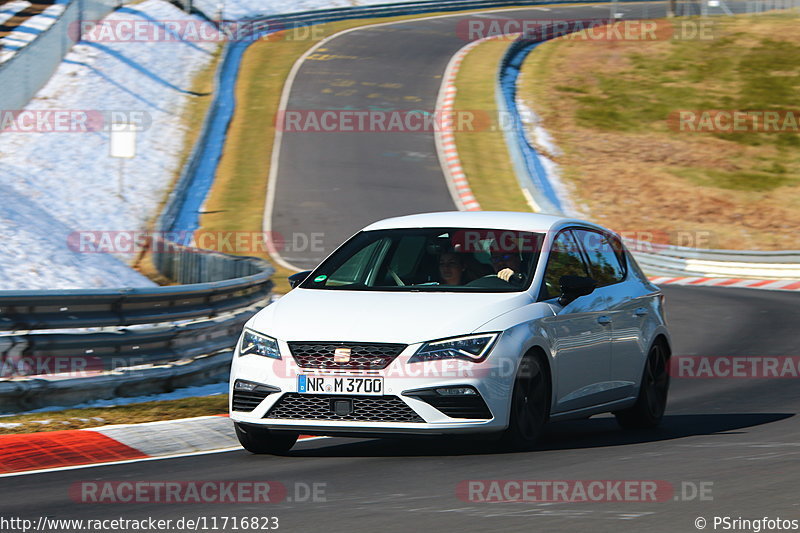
229;336;518;435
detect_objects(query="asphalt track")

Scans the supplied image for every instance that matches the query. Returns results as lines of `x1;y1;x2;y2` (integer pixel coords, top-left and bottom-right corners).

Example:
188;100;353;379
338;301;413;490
269;4;663;269
268;2;753;269
4;4;799;533
2;285;799;532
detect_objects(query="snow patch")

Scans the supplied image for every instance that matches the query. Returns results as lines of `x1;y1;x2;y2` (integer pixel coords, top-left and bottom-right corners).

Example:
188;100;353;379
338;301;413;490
0;0;219;289
0;0;451;290
516;92;583;218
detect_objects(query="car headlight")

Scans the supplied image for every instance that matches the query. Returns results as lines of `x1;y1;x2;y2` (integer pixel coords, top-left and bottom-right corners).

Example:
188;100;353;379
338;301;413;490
239;329;281;359
409;333;499;363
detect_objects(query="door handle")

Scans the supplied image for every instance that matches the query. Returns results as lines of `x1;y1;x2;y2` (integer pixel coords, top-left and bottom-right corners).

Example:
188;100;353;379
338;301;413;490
597;316;612;325
634;307;648;317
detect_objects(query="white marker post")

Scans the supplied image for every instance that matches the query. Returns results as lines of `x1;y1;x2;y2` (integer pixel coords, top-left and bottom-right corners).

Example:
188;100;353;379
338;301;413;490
109;121;137;200
610;0;620;18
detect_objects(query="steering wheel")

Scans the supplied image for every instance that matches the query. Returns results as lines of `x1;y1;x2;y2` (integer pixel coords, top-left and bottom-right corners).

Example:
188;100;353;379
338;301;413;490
388;268;405;286
464;274;512;289
480;272;525;286
478;273;511;283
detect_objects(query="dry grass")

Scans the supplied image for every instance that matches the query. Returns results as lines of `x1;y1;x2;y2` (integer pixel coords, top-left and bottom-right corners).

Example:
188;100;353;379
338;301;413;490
0;395;228;435
517;12;800;250
453;39;532;212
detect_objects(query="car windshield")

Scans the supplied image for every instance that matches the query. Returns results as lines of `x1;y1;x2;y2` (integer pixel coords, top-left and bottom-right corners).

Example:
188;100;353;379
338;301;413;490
299;227;544;292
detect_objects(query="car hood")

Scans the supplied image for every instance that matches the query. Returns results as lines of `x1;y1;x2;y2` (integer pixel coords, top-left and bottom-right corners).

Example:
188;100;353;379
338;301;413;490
249;289;533;344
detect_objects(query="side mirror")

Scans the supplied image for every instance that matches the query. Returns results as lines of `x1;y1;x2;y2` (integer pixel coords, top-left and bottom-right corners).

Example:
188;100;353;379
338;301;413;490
288;270;313;289
558;275;596;306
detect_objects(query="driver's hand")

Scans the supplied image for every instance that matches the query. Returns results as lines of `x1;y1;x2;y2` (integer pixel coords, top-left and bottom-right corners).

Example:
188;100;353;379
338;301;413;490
497;268;515;282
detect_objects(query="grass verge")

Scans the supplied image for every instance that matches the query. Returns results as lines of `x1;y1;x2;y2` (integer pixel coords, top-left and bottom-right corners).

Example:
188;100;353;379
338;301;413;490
452;39;531;212
515;12;800;250
0;395;228;435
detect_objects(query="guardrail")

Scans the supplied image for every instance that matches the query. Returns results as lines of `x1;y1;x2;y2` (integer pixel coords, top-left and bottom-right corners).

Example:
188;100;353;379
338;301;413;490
497;38;564;215
188;0;654;23
0;266;271;332
496;28;800;280
240;0;660;25
0;244;272;411
626;244;800;278
1;307;254;370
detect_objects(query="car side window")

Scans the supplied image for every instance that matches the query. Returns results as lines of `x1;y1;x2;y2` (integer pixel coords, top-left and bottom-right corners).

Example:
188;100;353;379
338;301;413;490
541;230;590;300
327;238;386;286
572;229;626;287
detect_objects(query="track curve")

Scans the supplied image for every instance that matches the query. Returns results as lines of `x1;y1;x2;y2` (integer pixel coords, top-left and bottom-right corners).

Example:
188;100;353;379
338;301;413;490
4;4;798;533
268;5;634;269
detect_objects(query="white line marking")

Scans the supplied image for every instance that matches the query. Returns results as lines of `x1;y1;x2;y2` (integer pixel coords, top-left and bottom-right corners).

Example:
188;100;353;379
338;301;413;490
521;188;541;213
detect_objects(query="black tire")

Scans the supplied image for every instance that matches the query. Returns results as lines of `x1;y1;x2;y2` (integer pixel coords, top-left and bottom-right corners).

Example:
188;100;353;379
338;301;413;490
614;342;670;429
234;422;298;455
499;354;550;451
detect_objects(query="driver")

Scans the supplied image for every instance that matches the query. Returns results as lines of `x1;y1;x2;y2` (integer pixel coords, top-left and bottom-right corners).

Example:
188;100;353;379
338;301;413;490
490;249;523;283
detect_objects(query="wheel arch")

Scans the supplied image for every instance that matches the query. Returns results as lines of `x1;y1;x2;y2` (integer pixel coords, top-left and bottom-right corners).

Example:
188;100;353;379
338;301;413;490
652;333;672;358
521;344;553;421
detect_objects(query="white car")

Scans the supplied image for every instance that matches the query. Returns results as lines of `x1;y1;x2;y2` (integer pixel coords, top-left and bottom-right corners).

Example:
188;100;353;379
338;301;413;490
230;212;671;454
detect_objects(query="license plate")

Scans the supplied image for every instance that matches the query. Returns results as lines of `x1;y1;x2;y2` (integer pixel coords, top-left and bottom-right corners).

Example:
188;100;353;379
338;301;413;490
297;375;384;396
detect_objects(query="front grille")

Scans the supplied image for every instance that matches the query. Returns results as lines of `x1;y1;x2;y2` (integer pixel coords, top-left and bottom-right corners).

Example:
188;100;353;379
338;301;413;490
288;342;406;370
265;394;424;423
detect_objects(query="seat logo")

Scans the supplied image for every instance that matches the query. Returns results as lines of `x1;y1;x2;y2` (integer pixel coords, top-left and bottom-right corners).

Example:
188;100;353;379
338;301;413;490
333;348;352;363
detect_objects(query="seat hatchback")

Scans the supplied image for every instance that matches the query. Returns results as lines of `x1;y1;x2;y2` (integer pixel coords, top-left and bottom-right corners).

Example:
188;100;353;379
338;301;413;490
230;211;671;454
